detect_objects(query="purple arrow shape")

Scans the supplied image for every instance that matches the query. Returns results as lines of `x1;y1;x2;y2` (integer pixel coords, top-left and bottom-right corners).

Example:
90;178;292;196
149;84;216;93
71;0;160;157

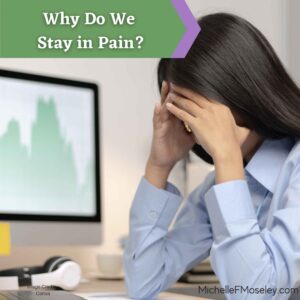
171;0;201;58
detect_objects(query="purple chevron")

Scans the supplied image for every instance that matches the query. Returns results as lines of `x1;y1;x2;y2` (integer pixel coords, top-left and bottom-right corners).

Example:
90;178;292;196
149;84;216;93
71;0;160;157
171;0;201;58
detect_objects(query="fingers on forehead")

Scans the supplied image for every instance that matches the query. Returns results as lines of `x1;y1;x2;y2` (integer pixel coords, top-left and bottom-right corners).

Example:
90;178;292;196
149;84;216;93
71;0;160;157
170;83;208;103
170;83;192;96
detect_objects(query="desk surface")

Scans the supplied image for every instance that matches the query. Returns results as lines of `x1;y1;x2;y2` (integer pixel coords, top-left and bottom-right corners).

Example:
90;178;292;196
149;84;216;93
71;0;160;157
75;278;208;299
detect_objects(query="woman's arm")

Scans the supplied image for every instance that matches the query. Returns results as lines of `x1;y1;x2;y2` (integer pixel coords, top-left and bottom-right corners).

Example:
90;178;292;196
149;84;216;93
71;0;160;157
204;169;300;300
123;172;214;300
124;81;213;299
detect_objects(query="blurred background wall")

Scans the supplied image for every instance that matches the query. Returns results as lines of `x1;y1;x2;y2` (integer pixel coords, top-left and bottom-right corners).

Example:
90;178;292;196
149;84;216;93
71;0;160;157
0;0;298;272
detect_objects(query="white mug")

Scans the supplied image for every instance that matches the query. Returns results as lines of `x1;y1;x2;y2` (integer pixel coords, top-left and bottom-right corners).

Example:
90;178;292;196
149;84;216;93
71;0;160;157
97;253;123;277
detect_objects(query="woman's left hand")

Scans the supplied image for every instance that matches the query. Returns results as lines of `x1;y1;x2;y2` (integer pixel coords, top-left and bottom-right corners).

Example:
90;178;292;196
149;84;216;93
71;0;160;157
166;84;246;183
166;85;241;162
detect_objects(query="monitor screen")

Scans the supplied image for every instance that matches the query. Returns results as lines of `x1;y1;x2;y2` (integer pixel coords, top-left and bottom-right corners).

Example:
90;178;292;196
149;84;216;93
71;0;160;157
0;70;100;222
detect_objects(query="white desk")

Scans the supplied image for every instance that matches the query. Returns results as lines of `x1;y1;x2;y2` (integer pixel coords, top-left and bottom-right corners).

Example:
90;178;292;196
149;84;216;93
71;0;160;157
75;278;209;299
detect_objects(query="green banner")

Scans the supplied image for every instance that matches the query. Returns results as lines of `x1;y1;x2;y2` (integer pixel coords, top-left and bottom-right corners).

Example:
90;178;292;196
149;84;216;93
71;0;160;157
0;0;193;58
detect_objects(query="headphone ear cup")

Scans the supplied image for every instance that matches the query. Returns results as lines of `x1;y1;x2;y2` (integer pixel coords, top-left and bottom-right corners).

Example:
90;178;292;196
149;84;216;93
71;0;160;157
43;256;71;273
29;256;81;290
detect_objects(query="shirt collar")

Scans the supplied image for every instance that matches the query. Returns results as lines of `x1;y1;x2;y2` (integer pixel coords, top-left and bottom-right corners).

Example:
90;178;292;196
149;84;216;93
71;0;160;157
245;137;295;193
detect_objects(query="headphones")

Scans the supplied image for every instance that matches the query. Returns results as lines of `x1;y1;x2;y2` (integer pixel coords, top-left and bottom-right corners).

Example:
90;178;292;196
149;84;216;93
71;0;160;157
0;256;81;291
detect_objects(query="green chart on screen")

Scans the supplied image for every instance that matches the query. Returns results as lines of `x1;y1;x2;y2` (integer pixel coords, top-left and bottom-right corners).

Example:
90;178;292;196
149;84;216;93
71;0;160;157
0;77;96;216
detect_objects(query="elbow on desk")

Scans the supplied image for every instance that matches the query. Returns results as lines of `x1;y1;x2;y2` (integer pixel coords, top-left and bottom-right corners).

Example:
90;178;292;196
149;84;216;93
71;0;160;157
125;282;161;300
123;254;164;300
124;273;162;300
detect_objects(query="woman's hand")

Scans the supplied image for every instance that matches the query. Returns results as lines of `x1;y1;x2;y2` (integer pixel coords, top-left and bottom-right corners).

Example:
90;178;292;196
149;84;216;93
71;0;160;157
166;84;245;184
145;81;195;188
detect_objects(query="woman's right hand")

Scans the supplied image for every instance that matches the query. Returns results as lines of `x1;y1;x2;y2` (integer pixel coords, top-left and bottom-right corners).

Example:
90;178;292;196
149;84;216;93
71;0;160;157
145;81;195;188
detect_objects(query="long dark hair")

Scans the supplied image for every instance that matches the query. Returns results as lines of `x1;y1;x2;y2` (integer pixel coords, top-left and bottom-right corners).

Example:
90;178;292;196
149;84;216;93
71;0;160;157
158;13;300;164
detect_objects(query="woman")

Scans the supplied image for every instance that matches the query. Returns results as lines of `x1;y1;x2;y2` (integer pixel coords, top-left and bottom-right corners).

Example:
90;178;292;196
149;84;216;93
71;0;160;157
123;13;300;300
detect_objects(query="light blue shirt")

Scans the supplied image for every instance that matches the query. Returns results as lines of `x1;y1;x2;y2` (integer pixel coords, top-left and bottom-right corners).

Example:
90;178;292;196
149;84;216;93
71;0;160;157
123;137;300;300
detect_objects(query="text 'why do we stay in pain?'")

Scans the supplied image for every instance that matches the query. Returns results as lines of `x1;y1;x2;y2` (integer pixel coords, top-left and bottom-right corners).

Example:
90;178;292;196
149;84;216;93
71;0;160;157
37;11;145;52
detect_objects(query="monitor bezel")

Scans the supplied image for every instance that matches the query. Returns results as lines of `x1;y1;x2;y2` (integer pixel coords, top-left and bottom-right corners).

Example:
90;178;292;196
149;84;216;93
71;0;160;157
0;69;101;223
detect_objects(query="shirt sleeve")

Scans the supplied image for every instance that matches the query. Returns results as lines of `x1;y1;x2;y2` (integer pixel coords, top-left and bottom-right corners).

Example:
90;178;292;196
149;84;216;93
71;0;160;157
123;174;214;300
204;176;300;300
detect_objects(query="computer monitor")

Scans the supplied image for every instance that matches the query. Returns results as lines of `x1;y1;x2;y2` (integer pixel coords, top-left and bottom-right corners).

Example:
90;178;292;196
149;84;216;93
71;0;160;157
0;69;101;245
